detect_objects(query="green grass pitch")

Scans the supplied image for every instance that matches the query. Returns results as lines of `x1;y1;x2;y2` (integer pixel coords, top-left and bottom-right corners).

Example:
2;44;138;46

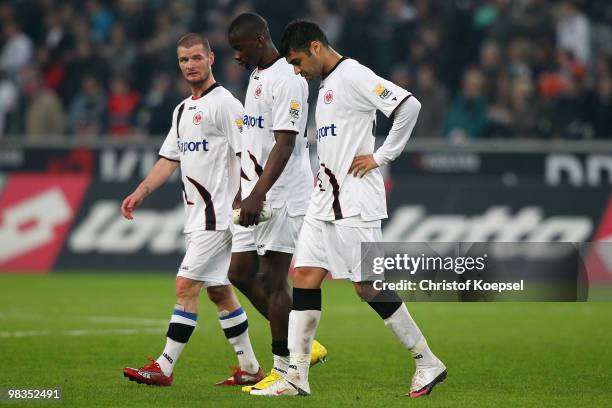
1;273;611;407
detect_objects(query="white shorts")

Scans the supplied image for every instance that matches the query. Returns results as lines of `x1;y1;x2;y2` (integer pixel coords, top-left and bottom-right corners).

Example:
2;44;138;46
177;229;232;287
294;216;383;282
232;224;256;253
231;204;303;256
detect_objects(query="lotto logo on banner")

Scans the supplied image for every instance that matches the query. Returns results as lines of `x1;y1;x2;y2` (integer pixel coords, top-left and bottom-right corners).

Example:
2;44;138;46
0;173;90;272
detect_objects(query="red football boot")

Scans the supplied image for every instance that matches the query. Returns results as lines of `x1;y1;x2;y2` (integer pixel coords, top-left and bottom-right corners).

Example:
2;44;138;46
123;356;174;386
215;366;264;386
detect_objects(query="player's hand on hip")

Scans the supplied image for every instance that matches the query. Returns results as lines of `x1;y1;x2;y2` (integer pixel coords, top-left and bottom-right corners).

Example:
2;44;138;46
239;192;264;227
349;154;379;178
121;193;144;220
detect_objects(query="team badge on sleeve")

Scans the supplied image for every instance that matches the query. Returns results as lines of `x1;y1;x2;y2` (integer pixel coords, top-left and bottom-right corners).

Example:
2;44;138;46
289;100;301;119
374;83;392;100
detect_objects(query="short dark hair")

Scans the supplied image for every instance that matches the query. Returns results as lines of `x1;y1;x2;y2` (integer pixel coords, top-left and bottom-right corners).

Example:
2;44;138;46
279;20;329;56
177;33;211;53
228;12;270;39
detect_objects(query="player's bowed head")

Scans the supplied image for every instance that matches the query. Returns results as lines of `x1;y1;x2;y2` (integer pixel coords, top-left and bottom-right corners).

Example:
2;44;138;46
228;12;275;71
279;20;340;81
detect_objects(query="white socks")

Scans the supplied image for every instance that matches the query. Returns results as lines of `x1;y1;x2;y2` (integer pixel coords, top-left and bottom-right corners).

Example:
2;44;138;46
383;303;438;367
218;307;260;373
287;309;321;389
273;354;289;375
157;337;186;376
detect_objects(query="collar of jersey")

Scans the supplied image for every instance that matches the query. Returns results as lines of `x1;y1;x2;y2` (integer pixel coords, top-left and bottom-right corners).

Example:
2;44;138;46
191;82;221;100
322;56;349;81
257;55;282;71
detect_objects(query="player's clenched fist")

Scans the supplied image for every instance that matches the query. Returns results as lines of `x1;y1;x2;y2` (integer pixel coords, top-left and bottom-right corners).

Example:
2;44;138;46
349;154;379;178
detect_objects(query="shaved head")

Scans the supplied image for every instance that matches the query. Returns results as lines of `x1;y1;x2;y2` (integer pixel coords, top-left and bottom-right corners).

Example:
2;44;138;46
228;12;270;40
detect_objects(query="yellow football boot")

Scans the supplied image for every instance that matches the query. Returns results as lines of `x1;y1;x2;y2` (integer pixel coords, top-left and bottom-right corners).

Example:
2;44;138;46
241;369;282;393
310;339;328;366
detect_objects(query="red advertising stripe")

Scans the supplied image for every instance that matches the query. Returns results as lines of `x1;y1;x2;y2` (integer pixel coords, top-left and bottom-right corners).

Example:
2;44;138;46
585;194;612;283
0;173;91;273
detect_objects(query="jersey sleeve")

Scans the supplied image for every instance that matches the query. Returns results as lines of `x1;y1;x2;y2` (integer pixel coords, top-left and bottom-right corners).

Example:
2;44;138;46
216;96;244;155
158;104;181;162
271;74;307;133
345;64;411;118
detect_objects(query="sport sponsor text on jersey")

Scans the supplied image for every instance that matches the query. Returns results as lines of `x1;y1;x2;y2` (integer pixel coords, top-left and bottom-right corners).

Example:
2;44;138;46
316;123;338;141
177;139;209;153
243;114;264;129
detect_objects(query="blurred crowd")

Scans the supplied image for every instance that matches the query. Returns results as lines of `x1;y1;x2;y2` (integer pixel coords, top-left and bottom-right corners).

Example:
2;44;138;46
1;0;611;141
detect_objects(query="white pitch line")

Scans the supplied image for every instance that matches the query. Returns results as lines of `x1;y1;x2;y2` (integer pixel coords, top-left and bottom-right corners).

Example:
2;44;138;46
0;313;168;326
62;328;163;336
88;316;168;326
0;328;162;338
0;330;49;338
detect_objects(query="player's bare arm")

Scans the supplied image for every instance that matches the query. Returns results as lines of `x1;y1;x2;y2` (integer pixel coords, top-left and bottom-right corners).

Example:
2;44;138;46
121;157;179;220
239;131;296;226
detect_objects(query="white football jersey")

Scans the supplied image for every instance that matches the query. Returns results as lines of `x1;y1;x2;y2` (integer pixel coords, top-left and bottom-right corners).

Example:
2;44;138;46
241;57;312;216
311;58;411;222
159;83;243;233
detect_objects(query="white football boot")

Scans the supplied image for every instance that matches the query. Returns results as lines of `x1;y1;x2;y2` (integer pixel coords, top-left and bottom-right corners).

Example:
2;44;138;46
408;359;447;398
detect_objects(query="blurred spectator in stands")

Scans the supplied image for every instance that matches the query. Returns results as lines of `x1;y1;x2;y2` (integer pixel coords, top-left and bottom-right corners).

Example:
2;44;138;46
538;49;586;98
102;23;137;77
545;74;588;139
107;75;140;137
254;0;307;42
519;0;555;42
168;0;194;34
479;41;502;99
408;25;444;74
376;0;417;73
68;74;106;138
442;67;489;140
137;73;179;136
86;0;114;43
487;72;513;137
413;64;448;138
307;0;343;45
474;0;516;45
0;70;18;138
489;74;541;138
174;75;190;99
221;58;247;101
44;7;75;61
556;0;591;65
117;0;155;42
62;37;109;104
139;10;183;93
0;21;33;83
584;75;612;139
339;0;378;71
22;67;65;139
506;37;533;79
0;0;609;141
